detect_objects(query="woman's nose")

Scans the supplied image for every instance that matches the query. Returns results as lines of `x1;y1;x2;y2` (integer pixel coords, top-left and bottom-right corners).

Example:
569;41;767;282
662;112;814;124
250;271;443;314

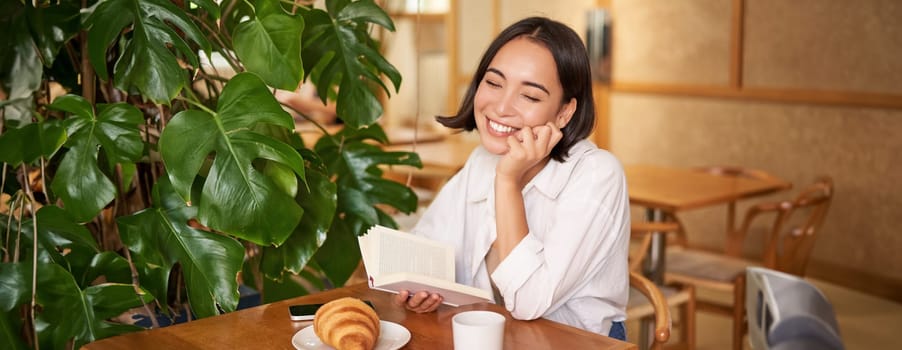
493;90;516;116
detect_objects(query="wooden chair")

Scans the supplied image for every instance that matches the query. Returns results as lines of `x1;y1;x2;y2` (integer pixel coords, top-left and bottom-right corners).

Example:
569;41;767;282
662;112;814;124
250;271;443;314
664;176;834;350
629;271;672;350
667;165;784;249
629;222;696;350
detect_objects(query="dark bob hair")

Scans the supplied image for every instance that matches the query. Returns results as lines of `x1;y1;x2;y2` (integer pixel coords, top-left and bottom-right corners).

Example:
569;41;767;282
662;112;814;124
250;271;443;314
435;16;595;162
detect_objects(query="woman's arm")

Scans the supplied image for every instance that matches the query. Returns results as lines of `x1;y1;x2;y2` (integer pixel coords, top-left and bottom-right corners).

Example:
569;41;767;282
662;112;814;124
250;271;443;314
492;156;630;320
492;122;561;259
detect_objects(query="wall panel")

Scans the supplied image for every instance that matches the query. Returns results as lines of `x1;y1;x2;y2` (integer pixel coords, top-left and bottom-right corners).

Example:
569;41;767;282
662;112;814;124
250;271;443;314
609;0;902;298
611;0;732;85
610;93;902;283
744;0;902;93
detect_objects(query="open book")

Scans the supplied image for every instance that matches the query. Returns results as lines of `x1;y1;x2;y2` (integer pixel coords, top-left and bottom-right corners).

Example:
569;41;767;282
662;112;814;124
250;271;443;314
358;225;493;307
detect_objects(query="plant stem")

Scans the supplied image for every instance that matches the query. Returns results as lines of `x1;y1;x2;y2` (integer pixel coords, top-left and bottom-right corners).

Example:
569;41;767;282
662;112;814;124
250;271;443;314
18;162;39;349
178;90;215;115
185;11;242;72
80;0;95;104
12;192;24;263
220;0;239;42
122;245;160;328
1;162;7;262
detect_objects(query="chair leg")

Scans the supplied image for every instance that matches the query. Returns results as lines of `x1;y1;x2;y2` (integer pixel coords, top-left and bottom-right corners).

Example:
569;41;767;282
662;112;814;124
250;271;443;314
683;285;696;350
732;275;747;350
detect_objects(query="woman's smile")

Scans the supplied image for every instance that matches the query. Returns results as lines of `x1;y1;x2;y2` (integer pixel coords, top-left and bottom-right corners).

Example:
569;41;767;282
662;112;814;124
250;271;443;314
487;119;519;136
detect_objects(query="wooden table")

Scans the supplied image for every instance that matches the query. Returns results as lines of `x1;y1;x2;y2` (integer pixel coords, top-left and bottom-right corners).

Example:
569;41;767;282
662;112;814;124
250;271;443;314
626;164;792;213
625;164;792;283
624;164;790;349
83;283;636;350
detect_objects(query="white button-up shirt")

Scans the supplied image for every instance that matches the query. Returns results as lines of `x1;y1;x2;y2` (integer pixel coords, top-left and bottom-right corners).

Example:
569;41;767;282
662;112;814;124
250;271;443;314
411;139;630;335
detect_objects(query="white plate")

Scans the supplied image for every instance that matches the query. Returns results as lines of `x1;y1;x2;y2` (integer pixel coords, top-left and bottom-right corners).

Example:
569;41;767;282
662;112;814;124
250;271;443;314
291;320;411;350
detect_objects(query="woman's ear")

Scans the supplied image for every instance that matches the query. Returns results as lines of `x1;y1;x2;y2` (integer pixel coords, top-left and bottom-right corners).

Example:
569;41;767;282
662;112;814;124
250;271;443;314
555;98;577;129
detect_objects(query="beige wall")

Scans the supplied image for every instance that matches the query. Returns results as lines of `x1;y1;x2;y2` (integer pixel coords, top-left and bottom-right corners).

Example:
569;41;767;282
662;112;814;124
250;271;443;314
609;0;902;298
382;0;602;131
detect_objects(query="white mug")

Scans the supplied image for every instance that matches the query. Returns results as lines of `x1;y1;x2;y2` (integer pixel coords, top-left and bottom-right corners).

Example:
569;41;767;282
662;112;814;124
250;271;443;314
452;310;506;350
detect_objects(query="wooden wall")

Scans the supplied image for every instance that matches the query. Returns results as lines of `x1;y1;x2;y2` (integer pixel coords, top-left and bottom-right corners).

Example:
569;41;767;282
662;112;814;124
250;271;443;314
608;0;902;300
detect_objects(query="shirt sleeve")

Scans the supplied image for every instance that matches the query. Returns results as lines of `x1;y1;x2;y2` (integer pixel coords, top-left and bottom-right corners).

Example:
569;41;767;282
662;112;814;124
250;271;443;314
411;146;484;243
490;155;630;320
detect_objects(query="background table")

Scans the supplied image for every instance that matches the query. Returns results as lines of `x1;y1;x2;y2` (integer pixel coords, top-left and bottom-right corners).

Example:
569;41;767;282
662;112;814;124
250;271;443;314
625;164;791;349
83;283;636;350
625;164;792;283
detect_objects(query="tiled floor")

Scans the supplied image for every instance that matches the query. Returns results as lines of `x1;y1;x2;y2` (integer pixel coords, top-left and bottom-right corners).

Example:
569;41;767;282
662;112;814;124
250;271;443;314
625;278;902;349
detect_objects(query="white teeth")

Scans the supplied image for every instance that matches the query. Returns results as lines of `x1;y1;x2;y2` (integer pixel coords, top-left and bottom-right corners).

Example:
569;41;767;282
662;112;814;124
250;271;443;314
489;120;515;133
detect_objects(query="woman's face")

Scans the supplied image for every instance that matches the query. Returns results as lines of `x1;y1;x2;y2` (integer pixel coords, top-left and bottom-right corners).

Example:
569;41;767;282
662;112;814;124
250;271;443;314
473;37;576;155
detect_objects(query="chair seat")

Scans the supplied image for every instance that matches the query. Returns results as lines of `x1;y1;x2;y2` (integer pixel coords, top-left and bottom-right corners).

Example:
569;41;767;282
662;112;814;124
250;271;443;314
667;248;758;283
628;284;692;319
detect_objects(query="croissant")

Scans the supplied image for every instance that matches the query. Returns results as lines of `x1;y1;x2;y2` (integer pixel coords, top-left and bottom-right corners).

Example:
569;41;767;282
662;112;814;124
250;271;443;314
314;297;381;350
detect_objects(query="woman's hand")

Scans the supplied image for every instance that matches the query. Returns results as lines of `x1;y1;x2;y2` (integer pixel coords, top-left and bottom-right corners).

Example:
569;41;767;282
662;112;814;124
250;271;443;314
496;121;563;185
391;290;444;313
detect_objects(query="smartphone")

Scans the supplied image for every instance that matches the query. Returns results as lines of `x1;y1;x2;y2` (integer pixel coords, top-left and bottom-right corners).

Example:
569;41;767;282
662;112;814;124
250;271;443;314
288;301;375;321
288;303;323;321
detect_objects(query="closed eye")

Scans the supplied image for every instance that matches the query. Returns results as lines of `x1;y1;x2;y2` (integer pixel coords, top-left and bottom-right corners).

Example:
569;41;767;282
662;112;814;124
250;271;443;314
485;79;501;88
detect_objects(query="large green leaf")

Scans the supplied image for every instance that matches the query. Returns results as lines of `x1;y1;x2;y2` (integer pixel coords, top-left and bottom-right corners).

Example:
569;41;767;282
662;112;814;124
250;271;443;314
0;120;66;166
82;252;133;287
0;310;28;350
0;263;29;350
159;73;306;246
300;2;401;128
48;95;144;222
4;206;104;288
33;206;103;287
0;263;30;312
85;0;211;103
233;0;304;90
310;125;420;285
316;125;421;220
261;148;336;281
118;177;244;318
188;0;221;18
25;0;81;67
219;0;256;36
35;263;153;349
314;214;362;285
0;1;41;124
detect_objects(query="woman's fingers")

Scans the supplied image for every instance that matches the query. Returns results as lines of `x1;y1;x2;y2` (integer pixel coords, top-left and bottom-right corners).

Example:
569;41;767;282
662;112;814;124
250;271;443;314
400;291;443;313
497;122;564;181
533;124;553;153
416;293;444;313
391;290;410;307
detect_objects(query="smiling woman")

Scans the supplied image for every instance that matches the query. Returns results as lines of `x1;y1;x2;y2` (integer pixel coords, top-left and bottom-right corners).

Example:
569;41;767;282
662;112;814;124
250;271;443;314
473;37;576;161
387;17;631;340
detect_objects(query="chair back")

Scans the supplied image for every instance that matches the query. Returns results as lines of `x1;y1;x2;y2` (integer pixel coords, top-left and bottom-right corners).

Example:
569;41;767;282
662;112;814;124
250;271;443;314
735;177;834;276
629;221;681;272
629;271;671;349
694;166;783;237
745;267;843;350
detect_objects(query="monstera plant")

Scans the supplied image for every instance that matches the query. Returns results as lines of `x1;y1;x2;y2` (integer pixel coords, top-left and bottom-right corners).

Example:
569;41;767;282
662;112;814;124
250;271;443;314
0;0;420;348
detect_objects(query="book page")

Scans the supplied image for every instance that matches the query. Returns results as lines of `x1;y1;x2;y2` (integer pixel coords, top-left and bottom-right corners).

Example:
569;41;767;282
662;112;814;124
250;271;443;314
373;273;492;307
361;225;455;281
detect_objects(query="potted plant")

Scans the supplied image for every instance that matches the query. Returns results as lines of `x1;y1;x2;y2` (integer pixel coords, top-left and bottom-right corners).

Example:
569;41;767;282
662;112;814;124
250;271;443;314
0;0;420;348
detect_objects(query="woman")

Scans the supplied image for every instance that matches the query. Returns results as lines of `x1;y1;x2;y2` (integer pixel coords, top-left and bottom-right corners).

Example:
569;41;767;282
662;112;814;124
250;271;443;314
393;16;630;339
